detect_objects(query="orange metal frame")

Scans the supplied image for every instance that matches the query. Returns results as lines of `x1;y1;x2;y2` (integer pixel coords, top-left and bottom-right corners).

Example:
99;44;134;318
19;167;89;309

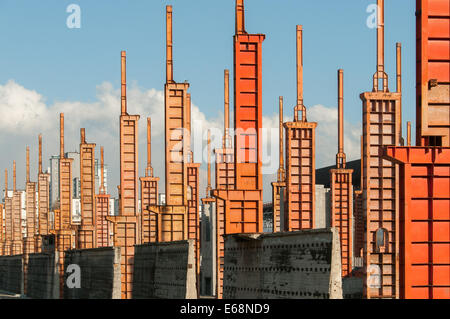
385;147;450;299
96;147;112;248
330;70;354;277
284;25;317;231
416;0;450;146
361;0;402;299
271;96;286;233
140;118;159;244
78;128;97;249
12;161;23;255
213;70;235;299
107;51;140;299
37;134;50;252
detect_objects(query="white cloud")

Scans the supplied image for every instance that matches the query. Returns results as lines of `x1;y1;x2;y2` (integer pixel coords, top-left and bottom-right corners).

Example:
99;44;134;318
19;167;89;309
0;80;361;205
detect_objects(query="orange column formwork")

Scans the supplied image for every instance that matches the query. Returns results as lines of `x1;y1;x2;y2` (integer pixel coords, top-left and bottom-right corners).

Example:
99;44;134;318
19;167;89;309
284;25;317;231
384;146;450;299
24;147;37;294
213;0;265;236
272;96;286;233
37;134;50;252
78;128;97;249
187;162;201;288
416;0;450;146
4;169;12;256
213;70;235;299
0;203;3;255
0;203;3;256
51;113;76;298
147;6;192;247
353;136;365;259
11;161;23;255
330;70;353;277
96;147;112;248
107;51;140;299
147;7;201;285
140;118;159;244
4;197;12;256
361;0;402;299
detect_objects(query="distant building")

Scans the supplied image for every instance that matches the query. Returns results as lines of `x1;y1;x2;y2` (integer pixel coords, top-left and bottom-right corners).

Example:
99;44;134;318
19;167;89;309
49;155;59;209
200;200;216;297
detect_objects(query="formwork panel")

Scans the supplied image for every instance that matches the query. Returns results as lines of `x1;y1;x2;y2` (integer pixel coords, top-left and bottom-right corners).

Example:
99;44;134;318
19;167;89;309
417;0;450;145
59;159;73;230
140;177;159;244
108;216;137;299
385;146;450;299
165;83;189;207
187;164;200;281
234;34;264;192
120;116;139;218
37;174;50;243
79;144;96;249
96;194;111;247
361;92;401;299
284;125;316;231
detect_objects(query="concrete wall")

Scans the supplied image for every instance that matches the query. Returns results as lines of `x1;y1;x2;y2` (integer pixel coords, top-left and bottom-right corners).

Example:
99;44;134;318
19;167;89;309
63;247;121;299
0;255;23;295
223;228;343;299
26;251;59;299
133;240;197;299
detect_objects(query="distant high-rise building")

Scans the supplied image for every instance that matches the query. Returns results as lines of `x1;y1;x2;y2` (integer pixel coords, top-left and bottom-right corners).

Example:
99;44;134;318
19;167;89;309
94;159;108;194
49;155;60;209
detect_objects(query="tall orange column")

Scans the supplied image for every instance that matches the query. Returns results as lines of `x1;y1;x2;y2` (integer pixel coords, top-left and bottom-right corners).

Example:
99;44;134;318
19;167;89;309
96;147;111;248
4;169;12;255
379;0;450;299
140;118;159;243
0;202;3;256
51;113;76;298
78;128;97;249
23;146;37;294
37;134;50;252
11;160;23;255
361;0;402;299
213;69;235;299
284;25;317;231
212;0;264;298
271;96;286;232
147;7;201;285
329;70;353;277
107;51;140;299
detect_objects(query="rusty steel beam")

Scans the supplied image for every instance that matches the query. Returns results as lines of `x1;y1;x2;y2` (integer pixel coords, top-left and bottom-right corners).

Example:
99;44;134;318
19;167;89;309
187;162;200;290
272;96;286;233
96;147;112;248
330;70;353;277
3;168;12;255
140;118;159;244
416;0;450;146
78;128;97;249
284;25;317;231
384;146;450;299
107;51;140;299
361;0;402;299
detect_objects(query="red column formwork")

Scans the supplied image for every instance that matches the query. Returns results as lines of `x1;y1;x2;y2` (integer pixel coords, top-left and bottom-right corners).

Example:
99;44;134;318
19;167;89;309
416;0;450;146
385;146;450;299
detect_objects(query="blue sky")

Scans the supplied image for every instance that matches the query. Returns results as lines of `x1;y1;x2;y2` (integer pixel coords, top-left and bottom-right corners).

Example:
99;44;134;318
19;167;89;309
0;0;416;199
